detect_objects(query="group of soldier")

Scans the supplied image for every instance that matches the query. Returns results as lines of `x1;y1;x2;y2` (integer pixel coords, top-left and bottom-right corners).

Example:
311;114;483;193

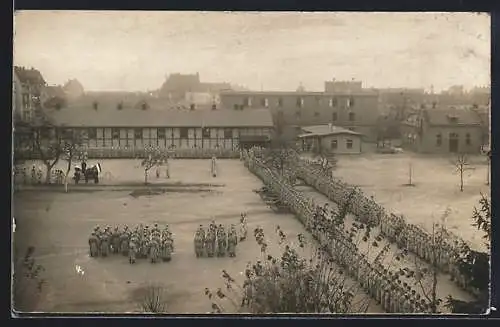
243;149;452;313
294;154;474;293
88;224;175;264
194;215;247;258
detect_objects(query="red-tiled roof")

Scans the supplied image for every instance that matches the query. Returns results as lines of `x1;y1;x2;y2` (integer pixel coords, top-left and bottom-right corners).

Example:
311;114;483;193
44;106;274;128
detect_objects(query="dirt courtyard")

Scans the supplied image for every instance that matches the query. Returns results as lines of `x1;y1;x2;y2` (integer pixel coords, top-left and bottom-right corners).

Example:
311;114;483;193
334;153;490;252
13;159;381;314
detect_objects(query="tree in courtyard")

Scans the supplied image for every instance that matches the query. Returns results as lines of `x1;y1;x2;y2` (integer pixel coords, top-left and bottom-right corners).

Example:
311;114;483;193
141;146;166;184
205;228;373;313
454;154;475;192
27;110;84;186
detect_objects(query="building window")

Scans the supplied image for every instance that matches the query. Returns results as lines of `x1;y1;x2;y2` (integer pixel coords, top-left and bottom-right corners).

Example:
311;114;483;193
346;139;353;149
85;128;96;139
244;97;252;107
224;128;233;139
329;97;338;107
233;104;238;110
296;97;304;108
278;98;283;107
111;128;120;139
466;133;471;145
436;133;442;146
332;112;338;121
134;128;142;139
158;128;166;139
316;97;321;106
180;128;189;139
347;97;355;108
295;111;301;118
348;112;355;121
314;112;320;117
261;98;269;107
202;128;210;138
331;139;338;150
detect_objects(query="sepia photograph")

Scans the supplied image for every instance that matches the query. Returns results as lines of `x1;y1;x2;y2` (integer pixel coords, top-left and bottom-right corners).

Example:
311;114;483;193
12;11;491;314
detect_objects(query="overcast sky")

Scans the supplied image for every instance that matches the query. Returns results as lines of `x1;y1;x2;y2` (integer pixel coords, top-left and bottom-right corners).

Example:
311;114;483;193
13;11;490;92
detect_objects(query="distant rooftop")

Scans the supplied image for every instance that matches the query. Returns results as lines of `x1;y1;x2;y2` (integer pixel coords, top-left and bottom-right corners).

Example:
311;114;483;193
299;125;362;138
43;106;274;128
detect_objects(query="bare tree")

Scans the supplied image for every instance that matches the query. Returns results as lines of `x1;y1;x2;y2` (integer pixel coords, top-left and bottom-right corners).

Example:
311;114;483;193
141;146;164;184
138;284;167;313
454;154;474;192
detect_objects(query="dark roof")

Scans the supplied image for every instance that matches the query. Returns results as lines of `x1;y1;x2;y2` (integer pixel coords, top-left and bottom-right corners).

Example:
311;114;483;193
44;107;274;128
424;107;483;126
14;66;46;85
299;125;362;137
220;90;378;97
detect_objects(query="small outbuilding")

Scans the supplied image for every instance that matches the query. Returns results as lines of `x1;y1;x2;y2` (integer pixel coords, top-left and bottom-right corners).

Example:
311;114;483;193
298;124;363;154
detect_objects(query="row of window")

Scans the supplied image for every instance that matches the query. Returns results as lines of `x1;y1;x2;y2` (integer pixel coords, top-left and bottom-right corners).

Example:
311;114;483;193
238;96;355;109
435;133;472;146
279;111;356;121
43;128;248;140
331;139;354;150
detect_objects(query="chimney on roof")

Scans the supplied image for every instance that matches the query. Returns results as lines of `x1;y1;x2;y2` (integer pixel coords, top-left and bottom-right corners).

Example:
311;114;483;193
328;123;333;131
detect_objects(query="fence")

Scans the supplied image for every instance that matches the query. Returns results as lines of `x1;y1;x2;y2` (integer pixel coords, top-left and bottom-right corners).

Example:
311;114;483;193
14;147;240;160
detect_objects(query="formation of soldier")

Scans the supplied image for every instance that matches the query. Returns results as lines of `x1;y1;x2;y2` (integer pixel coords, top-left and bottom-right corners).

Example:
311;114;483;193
89;224;174;264
194;220;240;258
294;153;475;294
242;149;453;313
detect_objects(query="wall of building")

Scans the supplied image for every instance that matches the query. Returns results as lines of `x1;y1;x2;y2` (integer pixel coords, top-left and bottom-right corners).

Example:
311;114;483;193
29;126;273;151
401;121;483;154
220;92;379;141
302;134;362;154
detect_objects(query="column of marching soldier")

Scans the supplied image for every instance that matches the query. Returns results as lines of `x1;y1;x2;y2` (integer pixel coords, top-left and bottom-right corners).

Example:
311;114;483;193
243;148;473;313
295;156;476;294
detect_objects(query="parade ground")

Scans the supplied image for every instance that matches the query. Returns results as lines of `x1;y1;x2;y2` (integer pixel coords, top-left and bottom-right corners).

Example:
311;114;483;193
13;159;381;313
334;153;490;252
13;155;487;313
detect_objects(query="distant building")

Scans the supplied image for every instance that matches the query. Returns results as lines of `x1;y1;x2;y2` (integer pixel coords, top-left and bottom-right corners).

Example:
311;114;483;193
158;73;232;104
401;106;485;154
298;124;363;154
13;66;47;123
324;79;363;93
28;105;274;152
220;90;380;141
63;79;85;100
41;85;67;109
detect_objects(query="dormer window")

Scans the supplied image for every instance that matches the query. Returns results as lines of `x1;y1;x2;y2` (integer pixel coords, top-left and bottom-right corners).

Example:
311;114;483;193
447;115;458;123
